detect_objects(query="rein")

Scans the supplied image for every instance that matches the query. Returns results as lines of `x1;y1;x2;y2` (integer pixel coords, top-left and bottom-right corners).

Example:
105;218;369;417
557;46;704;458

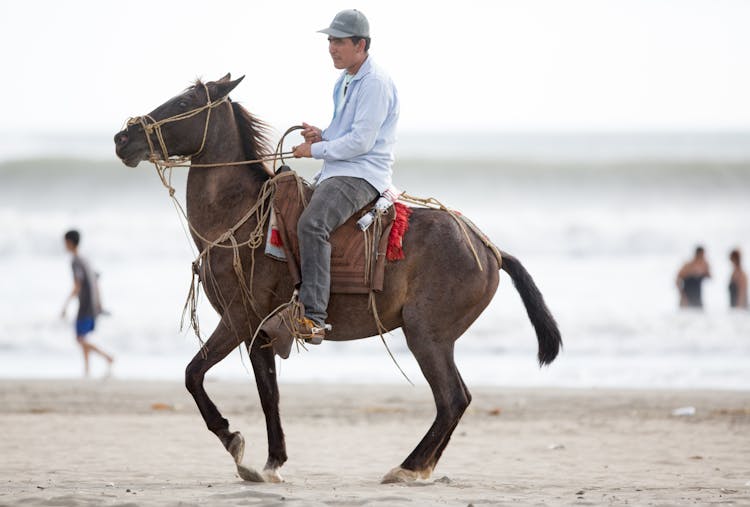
127;83;302;176
125;86;304;350
125;84;304;254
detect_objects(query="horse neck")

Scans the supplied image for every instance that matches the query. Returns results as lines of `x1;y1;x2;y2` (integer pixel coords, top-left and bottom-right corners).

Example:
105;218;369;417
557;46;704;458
185;107;267;244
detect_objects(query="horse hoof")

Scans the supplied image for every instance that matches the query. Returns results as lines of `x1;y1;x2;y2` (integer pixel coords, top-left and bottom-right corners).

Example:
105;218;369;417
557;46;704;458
382;466;417;483
262;467;284;483
381;466;433;484
227;432;245;465
237;463;265;482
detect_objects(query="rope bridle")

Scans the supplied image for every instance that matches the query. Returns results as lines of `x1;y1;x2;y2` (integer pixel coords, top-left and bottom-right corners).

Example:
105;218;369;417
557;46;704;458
123;84;305;354
126;82;301;177
127;83;227;166
123;83;303;253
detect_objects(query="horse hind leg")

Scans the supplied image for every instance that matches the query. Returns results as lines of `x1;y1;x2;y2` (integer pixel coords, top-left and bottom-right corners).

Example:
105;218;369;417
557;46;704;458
185;316;264;482
428;369;472;469
382;331;471;484
247;336;287;483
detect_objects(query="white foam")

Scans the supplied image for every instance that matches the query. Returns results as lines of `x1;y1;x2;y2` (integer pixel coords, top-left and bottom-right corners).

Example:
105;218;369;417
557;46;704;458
1;152;749;388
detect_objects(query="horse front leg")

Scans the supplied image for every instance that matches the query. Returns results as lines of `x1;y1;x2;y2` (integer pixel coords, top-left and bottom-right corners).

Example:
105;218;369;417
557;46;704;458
247;337;287;482
185;316;264;482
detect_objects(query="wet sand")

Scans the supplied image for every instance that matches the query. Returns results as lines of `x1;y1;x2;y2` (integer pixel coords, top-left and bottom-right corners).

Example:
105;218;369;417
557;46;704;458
1;379;749;506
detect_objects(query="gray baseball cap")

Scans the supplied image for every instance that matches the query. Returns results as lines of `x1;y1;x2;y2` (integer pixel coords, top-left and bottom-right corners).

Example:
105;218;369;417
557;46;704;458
318;9;370;38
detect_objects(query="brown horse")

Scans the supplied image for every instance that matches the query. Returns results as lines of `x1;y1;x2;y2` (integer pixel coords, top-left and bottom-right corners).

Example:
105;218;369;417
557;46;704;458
113;74;562;484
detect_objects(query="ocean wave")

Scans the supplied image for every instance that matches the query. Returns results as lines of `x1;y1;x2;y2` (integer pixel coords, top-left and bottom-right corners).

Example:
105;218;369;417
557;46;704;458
5;130;750;164
3;155;750;181
2;141;750;388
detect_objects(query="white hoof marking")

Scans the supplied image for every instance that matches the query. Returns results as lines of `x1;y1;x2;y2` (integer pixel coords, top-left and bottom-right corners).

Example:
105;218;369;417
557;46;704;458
262;467;284;483
228;433;245;465
236;463;265;482
381;466;433;484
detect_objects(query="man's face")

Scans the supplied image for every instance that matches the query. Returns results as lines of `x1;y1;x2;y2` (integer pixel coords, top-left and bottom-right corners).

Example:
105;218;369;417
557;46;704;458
328;37;362;70
64;239;75;253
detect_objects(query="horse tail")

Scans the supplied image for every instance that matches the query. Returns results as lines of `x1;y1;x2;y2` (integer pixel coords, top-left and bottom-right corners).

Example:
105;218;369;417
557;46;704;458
499;251;562;366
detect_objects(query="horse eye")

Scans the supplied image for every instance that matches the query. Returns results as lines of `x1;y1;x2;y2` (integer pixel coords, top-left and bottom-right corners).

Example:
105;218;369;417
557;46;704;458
178;100;188;108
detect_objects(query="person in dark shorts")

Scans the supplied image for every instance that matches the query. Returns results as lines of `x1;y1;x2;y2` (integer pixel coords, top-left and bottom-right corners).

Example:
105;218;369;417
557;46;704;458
729;249;748;309
676;246;711;309
61;230;114;376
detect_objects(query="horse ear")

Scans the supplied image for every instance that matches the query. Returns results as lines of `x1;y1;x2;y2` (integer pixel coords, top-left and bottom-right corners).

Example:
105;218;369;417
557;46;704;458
216;73;231;83
208;75;245;99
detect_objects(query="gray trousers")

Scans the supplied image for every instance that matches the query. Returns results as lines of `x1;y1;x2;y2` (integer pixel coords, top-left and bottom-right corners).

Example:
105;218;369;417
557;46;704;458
298;176;378;325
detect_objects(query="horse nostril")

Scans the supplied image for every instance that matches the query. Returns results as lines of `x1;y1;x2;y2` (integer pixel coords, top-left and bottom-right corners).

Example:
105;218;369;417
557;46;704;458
115;132;129;147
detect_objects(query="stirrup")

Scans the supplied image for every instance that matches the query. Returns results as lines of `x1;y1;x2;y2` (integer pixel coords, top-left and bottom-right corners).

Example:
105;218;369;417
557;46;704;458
304;323;332;345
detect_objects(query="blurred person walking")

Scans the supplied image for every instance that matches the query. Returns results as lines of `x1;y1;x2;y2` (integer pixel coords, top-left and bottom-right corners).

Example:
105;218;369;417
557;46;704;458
729;249;748;309
676;246;711;309
61;229;114;376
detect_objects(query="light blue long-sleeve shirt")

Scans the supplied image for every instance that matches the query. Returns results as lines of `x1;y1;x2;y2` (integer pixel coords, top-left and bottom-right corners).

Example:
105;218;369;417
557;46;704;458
310;56;399;194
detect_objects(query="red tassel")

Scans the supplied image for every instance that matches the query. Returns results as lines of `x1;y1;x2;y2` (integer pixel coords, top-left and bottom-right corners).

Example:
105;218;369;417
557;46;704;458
387;202;412;261
270;228;283;247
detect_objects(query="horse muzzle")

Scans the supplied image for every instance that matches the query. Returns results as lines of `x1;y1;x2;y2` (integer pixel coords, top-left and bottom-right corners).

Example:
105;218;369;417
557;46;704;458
114;128;148;167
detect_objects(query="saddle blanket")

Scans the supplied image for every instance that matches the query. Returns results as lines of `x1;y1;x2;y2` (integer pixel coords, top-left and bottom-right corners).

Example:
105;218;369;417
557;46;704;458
264;170;411;294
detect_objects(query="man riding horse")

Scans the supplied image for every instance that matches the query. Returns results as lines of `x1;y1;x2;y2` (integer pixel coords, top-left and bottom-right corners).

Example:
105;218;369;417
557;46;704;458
261;9;399;347
114;8;560;484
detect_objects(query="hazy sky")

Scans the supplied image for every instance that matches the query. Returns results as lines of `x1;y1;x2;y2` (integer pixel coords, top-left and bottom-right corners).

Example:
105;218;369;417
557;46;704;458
1;0;748;136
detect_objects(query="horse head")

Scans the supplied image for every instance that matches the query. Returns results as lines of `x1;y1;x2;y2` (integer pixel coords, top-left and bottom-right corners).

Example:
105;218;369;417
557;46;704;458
114;73;244;167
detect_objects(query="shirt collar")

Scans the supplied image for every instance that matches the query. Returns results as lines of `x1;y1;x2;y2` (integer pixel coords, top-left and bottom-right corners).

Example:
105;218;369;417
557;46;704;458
341;55;373;83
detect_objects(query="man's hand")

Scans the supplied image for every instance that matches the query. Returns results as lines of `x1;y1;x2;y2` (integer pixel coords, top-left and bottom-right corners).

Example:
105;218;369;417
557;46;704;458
293;143;312;158
301;122;322;144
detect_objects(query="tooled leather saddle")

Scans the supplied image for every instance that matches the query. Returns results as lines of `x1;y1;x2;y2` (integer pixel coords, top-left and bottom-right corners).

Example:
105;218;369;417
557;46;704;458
269;169;396;294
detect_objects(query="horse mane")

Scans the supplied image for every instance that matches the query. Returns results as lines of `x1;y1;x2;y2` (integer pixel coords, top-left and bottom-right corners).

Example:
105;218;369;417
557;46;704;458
193;79;274;179
230;101;274;180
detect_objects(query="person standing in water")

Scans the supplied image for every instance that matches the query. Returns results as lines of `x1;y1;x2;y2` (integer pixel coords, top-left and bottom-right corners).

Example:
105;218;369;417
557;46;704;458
61;230;114;376
676;246;711;309
729;249;748;309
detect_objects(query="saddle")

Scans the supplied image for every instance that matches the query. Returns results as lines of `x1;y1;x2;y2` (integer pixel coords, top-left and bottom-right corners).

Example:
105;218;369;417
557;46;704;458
269;169;396;294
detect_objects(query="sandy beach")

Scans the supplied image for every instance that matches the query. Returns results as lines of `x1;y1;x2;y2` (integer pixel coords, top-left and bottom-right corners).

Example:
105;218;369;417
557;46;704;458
0;379;748;506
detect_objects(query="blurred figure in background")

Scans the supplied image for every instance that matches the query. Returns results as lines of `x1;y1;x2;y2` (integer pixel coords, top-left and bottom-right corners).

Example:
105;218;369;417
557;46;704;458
729;249;748;309
61;229;114;377
676;246;711;309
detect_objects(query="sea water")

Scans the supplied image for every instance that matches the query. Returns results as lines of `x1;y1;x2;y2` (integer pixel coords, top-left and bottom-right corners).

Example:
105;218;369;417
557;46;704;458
1;131;749;389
